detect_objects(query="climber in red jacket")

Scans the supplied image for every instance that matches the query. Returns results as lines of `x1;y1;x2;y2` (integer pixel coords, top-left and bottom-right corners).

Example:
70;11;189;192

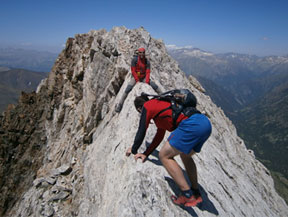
115;48;159;113
131;47;151;84
126;95;212;207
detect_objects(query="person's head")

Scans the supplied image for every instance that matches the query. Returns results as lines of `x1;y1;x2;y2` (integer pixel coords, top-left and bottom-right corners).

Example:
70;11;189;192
134;95;149;113
138;48;145;58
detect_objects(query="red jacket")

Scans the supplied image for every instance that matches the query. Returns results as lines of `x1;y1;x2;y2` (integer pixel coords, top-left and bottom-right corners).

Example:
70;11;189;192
131;99;188;156
131;56;151;83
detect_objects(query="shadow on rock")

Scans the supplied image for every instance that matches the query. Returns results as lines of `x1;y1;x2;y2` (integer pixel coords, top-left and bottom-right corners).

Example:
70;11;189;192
147;150;162;166
145;141;162;166
165;176;219;216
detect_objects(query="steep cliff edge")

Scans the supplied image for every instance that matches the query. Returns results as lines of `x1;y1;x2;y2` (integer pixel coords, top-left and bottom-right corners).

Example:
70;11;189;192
0;27;287;217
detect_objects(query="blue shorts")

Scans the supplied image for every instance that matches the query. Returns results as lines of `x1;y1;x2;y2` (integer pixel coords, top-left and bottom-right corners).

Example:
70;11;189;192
168;114;212;154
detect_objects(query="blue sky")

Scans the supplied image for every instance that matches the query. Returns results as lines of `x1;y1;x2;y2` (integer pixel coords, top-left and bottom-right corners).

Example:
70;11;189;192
1;0;287;56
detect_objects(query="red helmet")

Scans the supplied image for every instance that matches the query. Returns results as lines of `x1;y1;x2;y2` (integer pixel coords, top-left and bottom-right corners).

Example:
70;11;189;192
138;48;145;53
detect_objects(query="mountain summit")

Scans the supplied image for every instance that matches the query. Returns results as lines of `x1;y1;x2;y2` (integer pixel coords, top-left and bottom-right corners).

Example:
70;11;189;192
0;27;287;217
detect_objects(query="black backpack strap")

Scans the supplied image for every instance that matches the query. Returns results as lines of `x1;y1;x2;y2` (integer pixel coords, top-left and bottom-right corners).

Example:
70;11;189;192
153;101;179;130
141;92;157;98
153;106;171;120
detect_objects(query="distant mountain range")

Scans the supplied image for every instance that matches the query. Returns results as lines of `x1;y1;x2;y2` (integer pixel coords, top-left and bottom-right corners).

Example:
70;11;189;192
0;47;58;72
168;47;288;107
0;68;47;113
0;48;56;113
168;47;288;201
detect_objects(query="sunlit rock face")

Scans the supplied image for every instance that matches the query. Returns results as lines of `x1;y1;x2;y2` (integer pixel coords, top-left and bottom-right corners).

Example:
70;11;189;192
1;26;287;217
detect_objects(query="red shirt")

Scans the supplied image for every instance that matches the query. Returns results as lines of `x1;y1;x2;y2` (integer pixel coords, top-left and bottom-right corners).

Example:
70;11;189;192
131;99;188;156
131;56;151;83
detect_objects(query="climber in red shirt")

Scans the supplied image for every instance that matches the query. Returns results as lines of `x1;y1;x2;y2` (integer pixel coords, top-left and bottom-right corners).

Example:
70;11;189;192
126;94;212;207
131;47;151;84
115;48;159;113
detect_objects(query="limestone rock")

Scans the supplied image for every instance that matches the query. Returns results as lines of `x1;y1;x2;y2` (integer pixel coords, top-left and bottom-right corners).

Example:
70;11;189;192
51;164;72;176
0;27;287;217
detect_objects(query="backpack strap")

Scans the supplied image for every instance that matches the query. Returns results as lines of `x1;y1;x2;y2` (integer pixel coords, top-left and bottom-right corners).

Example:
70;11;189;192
153;106;171;120
152;101;179;130
133;56;148;65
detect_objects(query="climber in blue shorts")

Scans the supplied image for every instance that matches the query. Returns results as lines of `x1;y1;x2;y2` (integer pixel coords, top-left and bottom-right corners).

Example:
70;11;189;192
126;93;212;207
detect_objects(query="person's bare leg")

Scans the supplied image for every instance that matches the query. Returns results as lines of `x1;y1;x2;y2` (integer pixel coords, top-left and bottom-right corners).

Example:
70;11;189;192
180;152;198;190
159;141;190;191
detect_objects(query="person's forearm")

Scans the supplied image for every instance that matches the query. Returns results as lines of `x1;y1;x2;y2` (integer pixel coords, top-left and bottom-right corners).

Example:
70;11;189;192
131;108;147;154
143;128;165;157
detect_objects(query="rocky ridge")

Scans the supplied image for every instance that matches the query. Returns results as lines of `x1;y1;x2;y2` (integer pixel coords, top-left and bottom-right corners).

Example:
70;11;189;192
0;27;287;217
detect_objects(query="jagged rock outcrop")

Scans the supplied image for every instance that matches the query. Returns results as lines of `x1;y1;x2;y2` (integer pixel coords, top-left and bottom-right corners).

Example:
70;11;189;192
0;91;49;215
0;27;287;217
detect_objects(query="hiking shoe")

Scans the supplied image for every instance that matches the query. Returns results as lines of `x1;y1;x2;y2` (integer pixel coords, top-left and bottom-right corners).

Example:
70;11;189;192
171;195;191;206
171;195;203;207
115;103;122;113
184;195;203;207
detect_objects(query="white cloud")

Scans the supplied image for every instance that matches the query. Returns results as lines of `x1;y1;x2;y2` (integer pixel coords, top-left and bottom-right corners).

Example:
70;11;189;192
166;44;194;50
166;44;178;49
